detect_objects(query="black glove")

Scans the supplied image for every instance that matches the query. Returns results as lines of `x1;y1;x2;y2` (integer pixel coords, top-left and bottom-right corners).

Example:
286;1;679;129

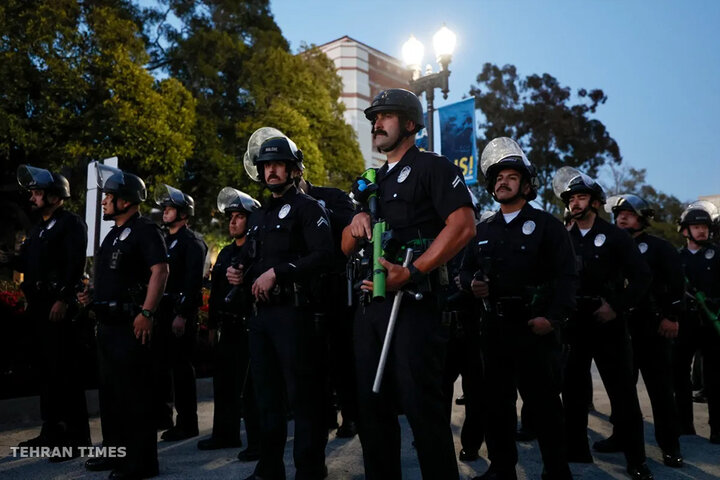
350;177;378;205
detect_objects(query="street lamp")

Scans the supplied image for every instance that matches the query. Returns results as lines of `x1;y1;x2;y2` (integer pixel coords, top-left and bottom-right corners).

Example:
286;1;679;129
402;24;456;151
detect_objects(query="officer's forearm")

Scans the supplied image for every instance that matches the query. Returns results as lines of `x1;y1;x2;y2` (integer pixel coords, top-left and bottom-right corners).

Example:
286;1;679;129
414;207;475;273
143;262;169;312
341;226;360;256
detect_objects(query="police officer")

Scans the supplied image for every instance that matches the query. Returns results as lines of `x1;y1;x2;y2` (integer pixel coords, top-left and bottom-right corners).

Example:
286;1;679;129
152;184;208;441
79;164;168;479
11;165;90;461
298;175;359;438
239;134;333;480
342;88;476;479
553;167;653;479
197;187;260;461
590;194;684;466
674;201;720;444
444;247;486;463
458;138;574;480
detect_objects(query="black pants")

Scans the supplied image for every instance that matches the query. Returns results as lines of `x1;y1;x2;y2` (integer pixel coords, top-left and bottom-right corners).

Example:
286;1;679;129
442;312;485;453
211;321;259;448
325;303;359;426
152;311;198;432
354;296;458;480
30;301;90;446
564;317;646;466
97;322;157;475
673;317;720;433
249;304;327;480
482;318;570;478
627;319;681;453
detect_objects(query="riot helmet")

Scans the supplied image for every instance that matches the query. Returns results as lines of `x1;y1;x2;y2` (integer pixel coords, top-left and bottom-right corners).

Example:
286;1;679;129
253;136;304;193
17;165;71;199
155;184;195;217
552;166;605;206
678;201;717;229
243;127;287;182
480;137;538;202
96;163;146;220
605;194;654;229
217;187;260;216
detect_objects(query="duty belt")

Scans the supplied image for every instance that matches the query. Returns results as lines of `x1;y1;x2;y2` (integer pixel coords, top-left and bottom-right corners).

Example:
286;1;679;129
91;301;138;325
491;296;529;318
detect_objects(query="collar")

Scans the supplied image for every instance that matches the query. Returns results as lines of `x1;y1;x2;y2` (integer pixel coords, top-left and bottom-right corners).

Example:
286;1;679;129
267;185;298;208
377;146;419;183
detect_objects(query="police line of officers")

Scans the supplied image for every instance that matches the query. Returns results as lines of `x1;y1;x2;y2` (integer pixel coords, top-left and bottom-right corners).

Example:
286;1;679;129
5;88;719;480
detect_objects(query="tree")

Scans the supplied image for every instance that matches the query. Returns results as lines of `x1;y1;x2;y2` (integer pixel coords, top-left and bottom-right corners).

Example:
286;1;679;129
470;63;621;214
603;164;685;246
0;0;196;209
146;0;363;228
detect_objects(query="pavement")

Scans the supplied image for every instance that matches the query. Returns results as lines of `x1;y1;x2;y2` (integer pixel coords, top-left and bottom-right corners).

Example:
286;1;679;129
0;366;717;480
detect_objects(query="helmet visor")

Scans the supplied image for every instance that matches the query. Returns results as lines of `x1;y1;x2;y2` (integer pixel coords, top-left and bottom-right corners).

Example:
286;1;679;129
480;137;530;176
17;165;54;190
95;163;124;190
217;186;259;214
552;166;595;199
155;184;186;208
244;127;286;182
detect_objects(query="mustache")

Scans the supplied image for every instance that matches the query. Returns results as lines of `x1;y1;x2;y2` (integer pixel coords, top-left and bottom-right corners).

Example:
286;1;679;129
496;185;510;191
372;129;387;137
267;174;280;181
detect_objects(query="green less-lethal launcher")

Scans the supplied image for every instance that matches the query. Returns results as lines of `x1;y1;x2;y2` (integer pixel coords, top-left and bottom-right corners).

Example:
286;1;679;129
360;168;386;301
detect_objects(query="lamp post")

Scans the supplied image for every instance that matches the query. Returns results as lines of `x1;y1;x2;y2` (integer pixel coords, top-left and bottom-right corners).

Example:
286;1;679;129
402;24;456;152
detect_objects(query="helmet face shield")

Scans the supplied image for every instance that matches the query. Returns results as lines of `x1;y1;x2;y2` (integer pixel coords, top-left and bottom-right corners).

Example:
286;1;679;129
244;127;287;182
605;194;653;217
95;163;124;191
679;200;718;227
217;187;260;214
553;166;604;204
17;165;54;190
480;137;531;177
155;184;186;208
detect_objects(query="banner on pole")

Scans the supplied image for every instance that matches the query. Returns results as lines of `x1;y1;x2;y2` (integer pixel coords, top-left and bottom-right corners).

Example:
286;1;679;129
439;98;478;186
415;112;428;151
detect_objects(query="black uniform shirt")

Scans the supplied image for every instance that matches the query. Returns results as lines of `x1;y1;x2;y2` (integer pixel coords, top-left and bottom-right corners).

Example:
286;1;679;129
375;146;473;244
16;207;88;302
207;242;244;329
305;181;355;272
164;225;208;315
243;187;333;285
680;242;720;299
94;213;168;303
459;203;577;325
633;231;684;321
569;216;651;313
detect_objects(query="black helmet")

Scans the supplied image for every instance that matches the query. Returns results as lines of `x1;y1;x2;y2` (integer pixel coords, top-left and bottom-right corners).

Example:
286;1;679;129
605;194;654;226
254;136;304;173
479;137;538;201
364;88;424;133
155;184;195;217
244;127;287;182
217;187;260;215
552;166;605;205
678;201;717;230
96;163;147;204
17;165;71;199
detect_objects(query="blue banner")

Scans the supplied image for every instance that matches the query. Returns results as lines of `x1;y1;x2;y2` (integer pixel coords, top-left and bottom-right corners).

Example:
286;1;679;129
415;112;428;151
438;98;478;186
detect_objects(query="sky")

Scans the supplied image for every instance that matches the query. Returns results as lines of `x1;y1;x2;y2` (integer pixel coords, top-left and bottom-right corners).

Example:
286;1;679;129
269;0;720;203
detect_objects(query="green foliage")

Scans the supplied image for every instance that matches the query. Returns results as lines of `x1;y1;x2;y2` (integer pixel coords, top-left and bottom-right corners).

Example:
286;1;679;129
148;1;363;229
0;0;196;210
470;63;621;213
